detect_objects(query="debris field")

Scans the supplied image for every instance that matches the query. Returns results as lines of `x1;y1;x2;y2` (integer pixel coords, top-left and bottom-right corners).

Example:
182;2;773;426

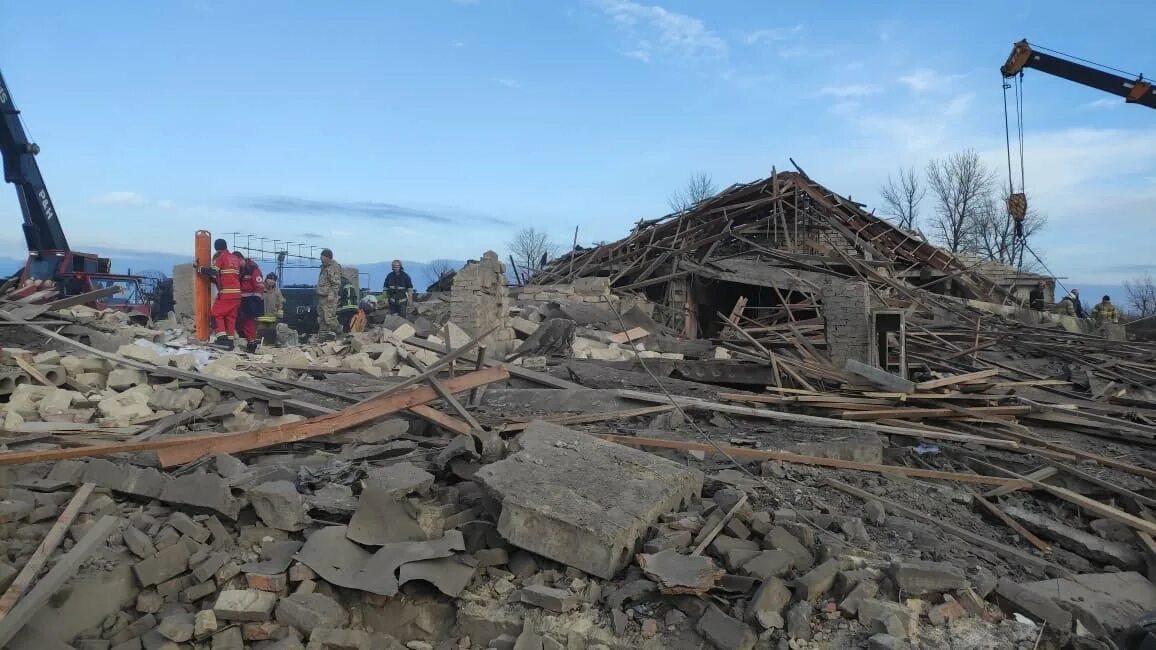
0;168;1152;650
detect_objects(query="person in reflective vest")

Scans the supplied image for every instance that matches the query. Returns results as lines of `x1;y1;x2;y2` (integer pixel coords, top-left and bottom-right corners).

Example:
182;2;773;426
382;259;413;316
337;277;359;333
194;238;242;350
236;253;264;353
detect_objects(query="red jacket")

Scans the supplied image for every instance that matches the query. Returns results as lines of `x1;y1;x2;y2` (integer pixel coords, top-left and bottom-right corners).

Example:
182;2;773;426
240;261;264;296
211;250;242;294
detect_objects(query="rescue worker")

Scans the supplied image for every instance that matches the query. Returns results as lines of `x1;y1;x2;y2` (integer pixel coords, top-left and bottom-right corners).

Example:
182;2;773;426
337;276;360;333
382;259;414;316
194;238;242;350
315;249;343;341
1028;280;1046;311
256;272;284;346
1056;290;1083;318
236;253;264;353
1092;295;1120;324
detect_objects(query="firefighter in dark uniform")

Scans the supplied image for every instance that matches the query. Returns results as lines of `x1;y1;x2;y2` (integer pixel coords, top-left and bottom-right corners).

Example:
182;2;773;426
382;259;414;316
337;276;360;333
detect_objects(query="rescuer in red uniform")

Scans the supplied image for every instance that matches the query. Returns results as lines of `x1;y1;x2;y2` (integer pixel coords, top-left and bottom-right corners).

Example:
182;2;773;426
236;252;264;353
195;238;243;350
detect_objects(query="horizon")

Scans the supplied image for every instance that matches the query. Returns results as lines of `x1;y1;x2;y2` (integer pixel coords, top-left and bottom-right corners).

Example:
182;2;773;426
1;1;1154;294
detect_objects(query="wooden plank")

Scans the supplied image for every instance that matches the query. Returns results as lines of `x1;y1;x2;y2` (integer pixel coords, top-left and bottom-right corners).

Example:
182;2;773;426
0;368;507;467
407;404;473;436
0;483;95;619
839;406;1030;421
608;327;650;345
845;359;915;393
614;389;1022;450
983;466;1057;498
12;358;51;386
984;464;1156;537
0;515;119;647
915;368;1001;391
967;487;1052;553
596;434;1024;486
157;366;509;466
1049;461;1156;510
403;336;582;390
692;494;748;556
502;405;676;432
825;479;1065;575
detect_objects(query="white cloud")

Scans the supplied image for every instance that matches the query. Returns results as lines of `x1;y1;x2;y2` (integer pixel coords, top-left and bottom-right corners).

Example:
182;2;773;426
594;0;726;62
743;25;803;45
90;191;147;206
819;84;880;98
943;92;975;116
1082;97;1119;110
493;78;521;89
898;68;966;94
156;199;177;209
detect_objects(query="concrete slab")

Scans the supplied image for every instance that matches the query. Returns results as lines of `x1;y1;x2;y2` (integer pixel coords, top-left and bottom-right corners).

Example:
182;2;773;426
346;463;434;546
1006;507;1143;569
637;550;723;594
475;422;702;579
1022;571;1156;641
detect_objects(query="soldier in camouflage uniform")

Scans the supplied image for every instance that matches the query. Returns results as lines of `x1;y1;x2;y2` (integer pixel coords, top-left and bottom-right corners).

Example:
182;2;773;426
315;249;343;340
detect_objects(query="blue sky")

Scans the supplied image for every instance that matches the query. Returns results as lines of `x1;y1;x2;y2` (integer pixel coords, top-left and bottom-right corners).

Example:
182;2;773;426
2;0;1154;292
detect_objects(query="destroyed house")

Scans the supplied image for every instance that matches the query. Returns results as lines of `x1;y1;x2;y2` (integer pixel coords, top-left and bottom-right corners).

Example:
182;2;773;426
532;168;1053;339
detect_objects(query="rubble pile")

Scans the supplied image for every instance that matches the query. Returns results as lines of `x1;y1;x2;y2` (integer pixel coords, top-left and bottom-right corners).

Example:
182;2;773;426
0;168;1155;649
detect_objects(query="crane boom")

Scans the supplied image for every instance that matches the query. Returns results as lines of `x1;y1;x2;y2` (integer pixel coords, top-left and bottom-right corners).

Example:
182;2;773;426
1002;40;1156;109
0;69;71;252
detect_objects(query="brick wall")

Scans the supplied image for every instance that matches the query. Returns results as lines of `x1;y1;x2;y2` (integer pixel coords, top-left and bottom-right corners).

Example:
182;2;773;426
821;280;872;369
450;251;517;355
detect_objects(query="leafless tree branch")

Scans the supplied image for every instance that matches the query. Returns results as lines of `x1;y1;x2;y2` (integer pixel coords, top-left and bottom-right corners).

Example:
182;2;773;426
507;227;559;281
878;166;925;230
925;150;996;253
1125;273;1156;318
669;172;718;214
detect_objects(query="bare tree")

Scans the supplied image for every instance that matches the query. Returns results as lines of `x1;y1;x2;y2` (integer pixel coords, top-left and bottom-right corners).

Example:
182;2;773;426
878;166;925;230
972;192;1048;271
925;150;996;253
428;259;458;281
1125;273;1156;317
669;172;717;214
508;227;559;280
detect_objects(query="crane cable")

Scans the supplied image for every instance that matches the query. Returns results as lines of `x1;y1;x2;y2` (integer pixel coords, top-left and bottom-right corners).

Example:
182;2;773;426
1002;72;1029;254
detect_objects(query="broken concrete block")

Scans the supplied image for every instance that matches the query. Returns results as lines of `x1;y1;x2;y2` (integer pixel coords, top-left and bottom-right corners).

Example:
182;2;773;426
195;609;219;637
889;561;966;596
748;576;791;629
786;601;812;641
474;422;702;579
696;604;756;650
796;558;840;601
858;599;917;641
107;368;147;391
123;526;157;559
211;625;244;650
741;550;794;580
519;585;578;613
637;549;723;594
213;589;278;622
168;512;211;543
246;572;288;592
97;389;153;422
839;579;880;616
249;481;310;531
160;473;241;520
928;595;967;626
764;526;813;570
133;541;191;587
118;343;167;366
157;613;195;642
275;592;349;634
148;387;204;412
867;634;911;650
74;372;107;390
